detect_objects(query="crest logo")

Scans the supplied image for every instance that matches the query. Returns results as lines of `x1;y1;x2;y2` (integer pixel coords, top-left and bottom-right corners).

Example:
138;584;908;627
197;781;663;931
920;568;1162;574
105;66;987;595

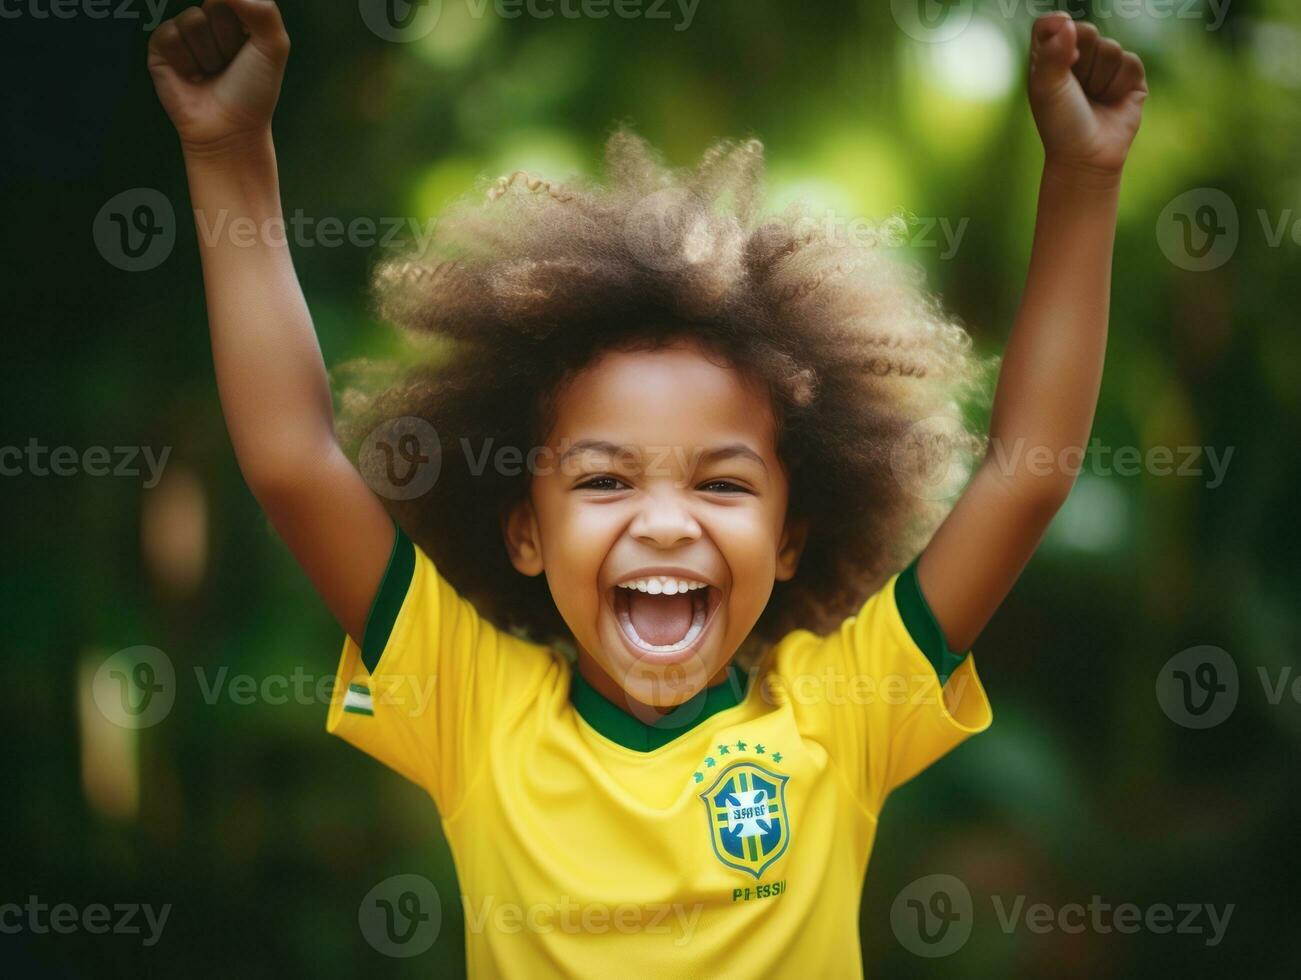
699;761;791;878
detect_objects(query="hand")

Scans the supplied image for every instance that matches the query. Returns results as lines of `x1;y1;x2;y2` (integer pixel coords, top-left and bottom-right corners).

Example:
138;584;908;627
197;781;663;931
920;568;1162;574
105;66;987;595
147;0;290;154
1027;12;1147;178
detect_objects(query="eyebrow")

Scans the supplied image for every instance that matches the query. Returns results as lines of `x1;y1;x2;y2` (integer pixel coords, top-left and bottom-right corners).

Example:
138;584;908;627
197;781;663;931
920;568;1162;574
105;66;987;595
558;439;769;472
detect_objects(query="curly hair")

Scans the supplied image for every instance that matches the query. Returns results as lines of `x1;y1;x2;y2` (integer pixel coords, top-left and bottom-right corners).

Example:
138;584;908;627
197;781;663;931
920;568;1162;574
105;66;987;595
338;128;993;650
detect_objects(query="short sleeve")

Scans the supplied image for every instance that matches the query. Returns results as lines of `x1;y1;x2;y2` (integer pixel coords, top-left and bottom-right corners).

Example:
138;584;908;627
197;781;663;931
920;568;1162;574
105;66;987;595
780;557;993;815
325;526;542;814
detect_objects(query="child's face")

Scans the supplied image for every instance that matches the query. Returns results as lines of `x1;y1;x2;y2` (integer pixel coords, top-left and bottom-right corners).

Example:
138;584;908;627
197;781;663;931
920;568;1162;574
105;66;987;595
504;337;807;710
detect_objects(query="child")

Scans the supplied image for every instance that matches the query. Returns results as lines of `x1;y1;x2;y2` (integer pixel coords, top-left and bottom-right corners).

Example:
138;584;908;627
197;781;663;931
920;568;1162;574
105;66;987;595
148;2;1146;974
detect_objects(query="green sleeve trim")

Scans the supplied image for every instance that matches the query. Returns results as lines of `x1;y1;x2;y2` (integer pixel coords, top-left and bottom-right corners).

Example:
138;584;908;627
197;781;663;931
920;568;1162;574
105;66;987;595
360;524;416;674
894;556;968;686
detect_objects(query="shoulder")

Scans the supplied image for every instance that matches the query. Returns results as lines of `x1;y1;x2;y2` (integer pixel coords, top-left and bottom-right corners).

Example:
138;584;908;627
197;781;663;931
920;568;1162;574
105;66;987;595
365;527;559;685
767;559;967;686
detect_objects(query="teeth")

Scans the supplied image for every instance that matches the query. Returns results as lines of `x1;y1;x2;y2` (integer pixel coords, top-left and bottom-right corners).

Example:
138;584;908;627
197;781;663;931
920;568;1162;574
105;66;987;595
616;576;709;594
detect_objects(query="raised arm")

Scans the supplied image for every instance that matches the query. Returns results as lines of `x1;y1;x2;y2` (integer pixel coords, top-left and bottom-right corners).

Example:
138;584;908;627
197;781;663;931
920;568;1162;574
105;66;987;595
148;0;393;644
917;13;1148;653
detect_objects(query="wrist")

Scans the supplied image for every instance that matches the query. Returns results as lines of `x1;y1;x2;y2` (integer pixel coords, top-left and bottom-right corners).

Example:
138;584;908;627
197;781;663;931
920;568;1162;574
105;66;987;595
182;128;283;232
181;127;276;174
1042;157;1125;192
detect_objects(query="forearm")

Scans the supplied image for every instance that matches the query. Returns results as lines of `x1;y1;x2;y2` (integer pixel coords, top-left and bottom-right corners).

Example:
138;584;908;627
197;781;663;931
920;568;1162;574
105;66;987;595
984;162;1122;502
183;129;336;488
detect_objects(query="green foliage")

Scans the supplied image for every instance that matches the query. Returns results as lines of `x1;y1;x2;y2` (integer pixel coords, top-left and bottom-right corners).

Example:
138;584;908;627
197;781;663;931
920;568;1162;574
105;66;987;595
3;2;1298;976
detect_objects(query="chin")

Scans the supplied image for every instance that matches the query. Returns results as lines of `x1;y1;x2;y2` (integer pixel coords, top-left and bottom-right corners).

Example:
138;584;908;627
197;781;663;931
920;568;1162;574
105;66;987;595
617;657;723;709
594;636;724;710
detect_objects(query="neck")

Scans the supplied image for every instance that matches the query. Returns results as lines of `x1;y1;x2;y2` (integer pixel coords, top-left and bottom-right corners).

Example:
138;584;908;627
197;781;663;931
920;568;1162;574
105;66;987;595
576;649;733;720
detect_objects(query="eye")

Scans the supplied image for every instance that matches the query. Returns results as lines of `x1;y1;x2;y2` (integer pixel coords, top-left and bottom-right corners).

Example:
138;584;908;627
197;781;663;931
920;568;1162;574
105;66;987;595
699;479;752;494
576;475;628;491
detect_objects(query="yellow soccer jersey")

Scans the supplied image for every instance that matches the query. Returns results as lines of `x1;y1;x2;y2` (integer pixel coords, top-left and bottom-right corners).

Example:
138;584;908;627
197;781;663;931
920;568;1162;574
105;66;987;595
326;528;992;978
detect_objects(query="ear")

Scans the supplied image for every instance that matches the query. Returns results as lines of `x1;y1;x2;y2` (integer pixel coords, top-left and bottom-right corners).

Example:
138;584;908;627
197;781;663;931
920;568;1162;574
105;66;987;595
775;514;809;582
502;495;545;577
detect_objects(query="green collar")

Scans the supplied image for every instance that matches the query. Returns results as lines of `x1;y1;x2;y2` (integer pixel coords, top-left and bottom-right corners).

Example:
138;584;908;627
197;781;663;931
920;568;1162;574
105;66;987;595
569;663;751;752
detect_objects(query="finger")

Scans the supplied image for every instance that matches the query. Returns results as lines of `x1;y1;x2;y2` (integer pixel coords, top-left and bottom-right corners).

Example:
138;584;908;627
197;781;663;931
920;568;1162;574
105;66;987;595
148;19;201;80
224;0;290;62
1032;10;1072;46
175;7;224;74
1103;51;1147;104
1072;20;1101;87
1029;13;1077;83
1086;38;1125;96
203;0;247;62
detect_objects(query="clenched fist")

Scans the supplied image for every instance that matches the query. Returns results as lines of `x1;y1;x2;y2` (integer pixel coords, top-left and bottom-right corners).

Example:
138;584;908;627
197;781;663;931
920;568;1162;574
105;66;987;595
147;0;289;152
1028;12;1148;177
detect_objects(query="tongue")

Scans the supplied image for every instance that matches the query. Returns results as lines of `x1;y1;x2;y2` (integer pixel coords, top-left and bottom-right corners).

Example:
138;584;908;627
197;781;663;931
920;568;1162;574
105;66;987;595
627;591;695;646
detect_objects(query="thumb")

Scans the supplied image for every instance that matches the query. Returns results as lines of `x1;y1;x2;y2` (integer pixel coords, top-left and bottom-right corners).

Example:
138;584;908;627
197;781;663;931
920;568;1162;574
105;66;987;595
223;0;290;60
1030;12;1077;84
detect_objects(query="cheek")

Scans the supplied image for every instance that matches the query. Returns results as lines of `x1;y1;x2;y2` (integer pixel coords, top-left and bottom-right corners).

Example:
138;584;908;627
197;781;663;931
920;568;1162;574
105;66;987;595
715;506;782;587
536;489;616;603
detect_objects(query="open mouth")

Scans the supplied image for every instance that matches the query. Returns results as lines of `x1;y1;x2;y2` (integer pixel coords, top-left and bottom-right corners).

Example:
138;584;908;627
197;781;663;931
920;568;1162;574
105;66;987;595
611;581;722;658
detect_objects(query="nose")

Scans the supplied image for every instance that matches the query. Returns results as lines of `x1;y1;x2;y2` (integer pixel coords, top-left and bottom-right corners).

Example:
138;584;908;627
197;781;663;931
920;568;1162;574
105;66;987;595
629;489;702;549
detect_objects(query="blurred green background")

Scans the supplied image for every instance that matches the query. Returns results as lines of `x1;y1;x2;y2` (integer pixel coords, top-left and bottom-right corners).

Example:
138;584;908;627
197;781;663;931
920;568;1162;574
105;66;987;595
3;0;1299;976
